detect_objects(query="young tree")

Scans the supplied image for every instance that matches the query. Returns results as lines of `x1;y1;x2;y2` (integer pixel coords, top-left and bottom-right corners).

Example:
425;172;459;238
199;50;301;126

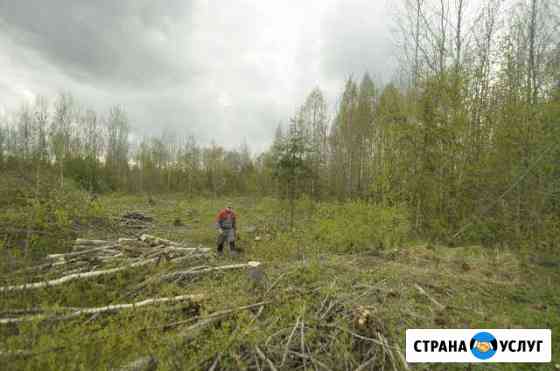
273;120;311;228
50;93;74;188
15;104;33;162
355;74;377;197
299;88;329;199
203;141;226;201
394;0;426;86
81;109;103;192
179;134;201;198
30;96;50;192
329;77;359;198
162;130;178;192
105;106;130;190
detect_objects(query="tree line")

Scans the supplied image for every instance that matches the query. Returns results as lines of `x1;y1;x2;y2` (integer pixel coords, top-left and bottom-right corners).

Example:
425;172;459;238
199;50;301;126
259;0;560;244
1;0;559;245
0;94;258;197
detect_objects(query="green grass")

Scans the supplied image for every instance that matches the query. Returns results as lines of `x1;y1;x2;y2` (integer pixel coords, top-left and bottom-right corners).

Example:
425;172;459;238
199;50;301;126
0;194;558;370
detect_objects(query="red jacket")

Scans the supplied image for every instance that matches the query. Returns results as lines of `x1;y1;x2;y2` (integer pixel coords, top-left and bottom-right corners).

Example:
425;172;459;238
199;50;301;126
215;209;236;230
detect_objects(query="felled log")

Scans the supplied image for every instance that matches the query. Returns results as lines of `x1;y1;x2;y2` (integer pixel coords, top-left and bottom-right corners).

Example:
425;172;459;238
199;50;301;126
140;234;182;247
55;266;90;277
74;239;111;246
48;245;119;260
98;253;124;261
118;238;144;246
162;261;261;281
0;305;84;319
140;234;210;253
0;257;158;293
0;308;44;316
162;246;211;254
121;245;157;257
66;293;201;318
0;294;204;324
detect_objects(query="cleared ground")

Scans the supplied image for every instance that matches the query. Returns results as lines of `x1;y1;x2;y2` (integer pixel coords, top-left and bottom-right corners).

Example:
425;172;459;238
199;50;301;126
1;195;558;370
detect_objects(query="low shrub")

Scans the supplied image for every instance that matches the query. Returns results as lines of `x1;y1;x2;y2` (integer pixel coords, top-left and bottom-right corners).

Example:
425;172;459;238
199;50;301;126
0;171;104;256
308;201;410;253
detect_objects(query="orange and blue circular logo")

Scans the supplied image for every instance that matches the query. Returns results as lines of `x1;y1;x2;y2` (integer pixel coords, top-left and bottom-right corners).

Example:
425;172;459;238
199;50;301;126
470;332;497;360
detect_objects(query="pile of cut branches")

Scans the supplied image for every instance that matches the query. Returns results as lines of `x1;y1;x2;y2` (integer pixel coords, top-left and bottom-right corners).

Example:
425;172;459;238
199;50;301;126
0;231;410;370
188;296;408;371
0;234;213;292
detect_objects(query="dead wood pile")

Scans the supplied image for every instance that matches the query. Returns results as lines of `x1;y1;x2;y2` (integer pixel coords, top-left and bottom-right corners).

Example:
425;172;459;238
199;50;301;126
0;234;254;293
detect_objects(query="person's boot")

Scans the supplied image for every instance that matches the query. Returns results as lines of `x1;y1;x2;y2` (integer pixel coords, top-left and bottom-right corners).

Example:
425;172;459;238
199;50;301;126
229;241;239;256
217;244;224;256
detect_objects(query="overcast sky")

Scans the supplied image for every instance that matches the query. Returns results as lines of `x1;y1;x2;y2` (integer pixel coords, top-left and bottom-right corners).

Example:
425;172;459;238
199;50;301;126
0;0;396;152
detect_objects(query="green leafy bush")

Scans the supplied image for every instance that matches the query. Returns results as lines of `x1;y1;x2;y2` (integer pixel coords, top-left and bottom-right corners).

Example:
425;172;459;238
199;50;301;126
308;201;410;253
0;172;104;255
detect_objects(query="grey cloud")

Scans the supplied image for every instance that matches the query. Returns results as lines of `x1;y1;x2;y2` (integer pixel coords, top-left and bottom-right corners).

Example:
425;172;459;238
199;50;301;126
320;0;396;84
0;0;397;151
0;0;194;88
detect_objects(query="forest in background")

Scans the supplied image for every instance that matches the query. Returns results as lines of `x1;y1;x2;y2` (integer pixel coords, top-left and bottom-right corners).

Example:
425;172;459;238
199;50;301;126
1;0;559;248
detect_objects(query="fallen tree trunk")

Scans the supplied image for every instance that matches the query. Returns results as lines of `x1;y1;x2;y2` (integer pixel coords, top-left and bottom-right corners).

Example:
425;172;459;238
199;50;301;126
120;245;160;257
0;258;158;293
0;294;204;324
75;239;112;246
140;234;182;247
162;262;261;281
0;308;44;316
162;246;211;254
48;245;119;260
55;266;91;277
98;253;124;261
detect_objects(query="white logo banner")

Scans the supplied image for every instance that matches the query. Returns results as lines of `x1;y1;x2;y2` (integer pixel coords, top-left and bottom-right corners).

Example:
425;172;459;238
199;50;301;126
406;329;551;363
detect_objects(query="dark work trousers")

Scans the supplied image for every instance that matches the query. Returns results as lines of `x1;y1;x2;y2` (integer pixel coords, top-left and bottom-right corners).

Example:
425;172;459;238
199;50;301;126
217;229;236;253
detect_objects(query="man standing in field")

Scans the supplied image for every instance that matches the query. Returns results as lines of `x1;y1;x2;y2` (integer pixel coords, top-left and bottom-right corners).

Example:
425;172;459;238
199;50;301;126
215;203;237;255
